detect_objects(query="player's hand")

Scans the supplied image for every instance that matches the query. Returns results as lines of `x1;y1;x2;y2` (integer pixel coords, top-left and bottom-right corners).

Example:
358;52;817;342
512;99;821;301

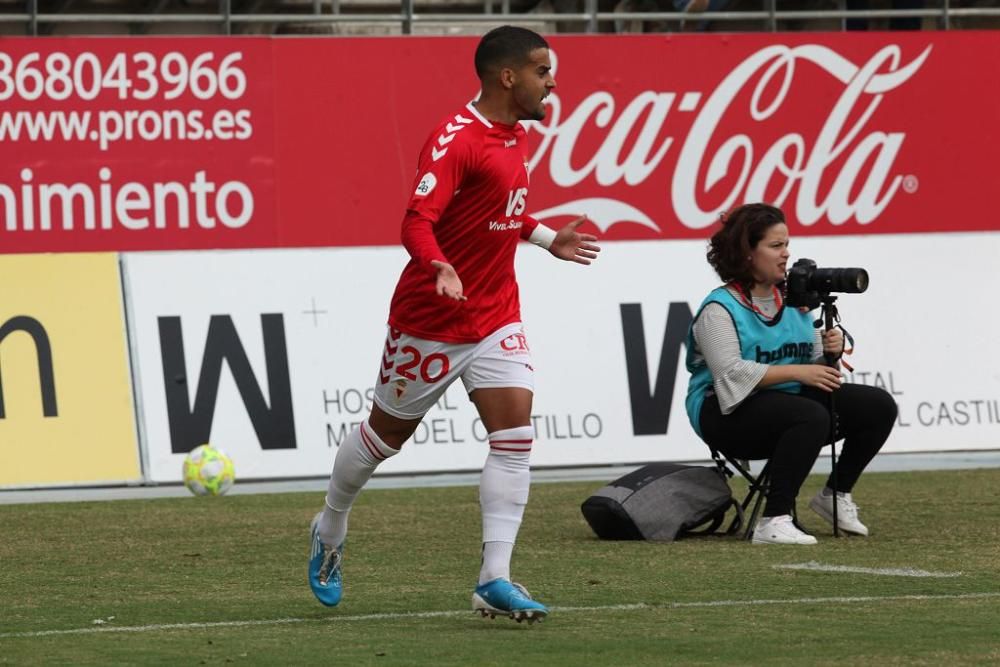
798;364;843;392
430;260;467;301
822;328;844;357
550;216;601;265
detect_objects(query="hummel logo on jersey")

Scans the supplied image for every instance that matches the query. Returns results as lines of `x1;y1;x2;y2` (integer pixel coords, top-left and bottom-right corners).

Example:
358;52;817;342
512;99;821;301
506;187;528;217
431;114;474;162
505;138;518;148
415;172;437;197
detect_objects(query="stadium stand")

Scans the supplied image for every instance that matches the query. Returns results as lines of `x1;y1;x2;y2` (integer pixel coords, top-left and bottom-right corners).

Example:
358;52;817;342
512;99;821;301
1;0;998;35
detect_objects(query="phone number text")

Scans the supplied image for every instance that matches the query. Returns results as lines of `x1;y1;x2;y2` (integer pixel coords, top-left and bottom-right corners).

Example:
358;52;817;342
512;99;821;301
0;50;248;102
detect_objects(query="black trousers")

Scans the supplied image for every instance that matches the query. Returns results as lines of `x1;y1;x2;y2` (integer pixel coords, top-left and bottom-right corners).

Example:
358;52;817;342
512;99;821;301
699;383;898;517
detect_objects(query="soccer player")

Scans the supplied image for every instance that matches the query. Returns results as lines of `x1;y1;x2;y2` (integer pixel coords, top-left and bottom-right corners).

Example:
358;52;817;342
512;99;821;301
308;26;600;623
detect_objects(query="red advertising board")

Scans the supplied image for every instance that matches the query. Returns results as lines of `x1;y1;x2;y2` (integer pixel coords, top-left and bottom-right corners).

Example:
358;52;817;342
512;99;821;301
2;33;998;253
2;39;278;251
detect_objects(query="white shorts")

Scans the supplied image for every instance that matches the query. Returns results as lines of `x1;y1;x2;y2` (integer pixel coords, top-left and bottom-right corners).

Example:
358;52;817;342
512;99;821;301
372;322;535;419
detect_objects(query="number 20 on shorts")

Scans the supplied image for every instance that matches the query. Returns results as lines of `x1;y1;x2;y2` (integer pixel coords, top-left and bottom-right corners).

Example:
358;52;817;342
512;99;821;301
395;346;450;383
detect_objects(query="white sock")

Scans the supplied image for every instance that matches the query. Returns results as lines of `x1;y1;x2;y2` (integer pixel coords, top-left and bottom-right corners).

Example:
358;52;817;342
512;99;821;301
480;542;515;585
478;425;533;585
317;418;398;547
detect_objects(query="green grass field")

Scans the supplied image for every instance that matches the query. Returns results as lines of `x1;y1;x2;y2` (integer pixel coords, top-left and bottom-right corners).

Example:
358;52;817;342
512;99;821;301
2;468;999;666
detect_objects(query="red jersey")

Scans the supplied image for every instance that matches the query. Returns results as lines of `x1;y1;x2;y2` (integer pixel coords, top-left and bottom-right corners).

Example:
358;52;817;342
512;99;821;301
388;102;539;344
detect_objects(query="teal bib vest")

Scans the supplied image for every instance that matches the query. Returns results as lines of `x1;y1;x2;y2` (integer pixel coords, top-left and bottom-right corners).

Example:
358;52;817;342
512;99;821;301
685;287;815;437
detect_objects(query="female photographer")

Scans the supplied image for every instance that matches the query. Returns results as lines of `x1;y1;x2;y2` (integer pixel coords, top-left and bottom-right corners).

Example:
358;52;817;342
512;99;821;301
685;203;897;545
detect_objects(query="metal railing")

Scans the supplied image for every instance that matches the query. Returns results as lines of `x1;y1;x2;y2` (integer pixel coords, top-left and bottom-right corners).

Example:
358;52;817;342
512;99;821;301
3;0;1000;35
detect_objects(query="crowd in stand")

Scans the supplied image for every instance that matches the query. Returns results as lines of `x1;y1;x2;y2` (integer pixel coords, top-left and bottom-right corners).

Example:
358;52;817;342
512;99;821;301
7;0;996;36
532;0;996;33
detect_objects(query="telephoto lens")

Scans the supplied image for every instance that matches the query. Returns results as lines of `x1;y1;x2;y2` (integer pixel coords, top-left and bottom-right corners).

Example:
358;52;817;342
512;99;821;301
809;267;869;294
785;259;870;309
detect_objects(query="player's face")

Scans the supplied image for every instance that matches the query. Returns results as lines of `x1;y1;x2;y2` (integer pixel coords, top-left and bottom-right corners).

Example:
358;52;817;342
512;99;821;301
513;48;555;121
749;223;790;289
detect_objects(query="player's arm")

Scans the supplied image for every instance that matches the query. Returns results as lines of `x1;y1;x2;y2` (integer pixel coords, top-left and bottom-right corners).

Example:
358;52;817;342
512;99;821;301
525;215;600;266
400;211;466;301
401;130;472;301
519;214;541;241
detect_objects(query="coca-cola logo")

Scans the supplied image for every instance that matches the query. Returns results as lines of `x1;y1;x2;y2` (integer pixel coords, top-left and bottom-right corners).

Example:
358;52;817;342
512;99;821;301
525;44;932;232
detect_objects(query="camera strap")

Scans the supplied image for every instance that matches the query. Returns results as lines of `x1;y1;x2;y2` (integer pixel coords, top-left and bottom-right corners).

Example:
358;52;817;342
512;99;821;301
820;321;856;371
837;324;856;372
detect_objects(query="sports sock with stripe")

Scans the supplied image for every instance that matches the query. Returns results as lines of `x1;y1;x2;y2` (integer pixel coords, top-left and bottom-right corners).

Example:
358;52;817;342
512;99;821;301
478;425;533;585
317;418;399;548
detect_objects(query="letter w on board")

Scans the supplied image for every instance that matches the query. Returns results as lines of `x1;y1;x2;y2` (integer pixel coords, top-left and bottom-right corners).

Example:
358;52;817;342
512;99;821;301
158;314;296;454
620;302;693;435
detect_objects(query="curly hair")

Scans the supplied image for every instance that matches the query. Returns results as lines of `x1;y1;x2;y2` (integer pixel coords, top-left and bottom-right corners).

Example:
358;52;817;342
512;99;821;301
706;203;786;292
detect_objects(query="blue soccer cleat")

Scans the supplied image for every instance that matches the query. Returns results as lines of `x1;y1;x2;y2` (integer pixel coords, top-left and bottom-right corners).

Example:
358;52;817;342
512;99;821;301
472;578;548;623
308;512;343;607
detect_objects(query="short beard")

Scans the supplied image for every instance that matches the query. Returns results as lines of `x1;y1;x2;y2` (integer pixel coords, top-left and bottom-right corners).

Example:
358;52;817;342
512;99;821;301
527;107;547;122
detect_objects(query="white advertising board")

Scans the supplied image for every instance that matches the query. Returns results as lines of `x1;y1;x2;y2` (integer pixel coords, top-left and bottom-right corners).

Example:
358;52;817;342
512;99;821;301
123;232;1000;483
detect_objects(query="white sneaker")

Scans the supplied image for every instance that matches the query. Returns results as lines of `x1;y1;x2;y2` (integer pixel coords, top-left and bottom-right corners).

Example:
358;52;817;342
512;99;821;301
752;514;818;545
809;488;869;536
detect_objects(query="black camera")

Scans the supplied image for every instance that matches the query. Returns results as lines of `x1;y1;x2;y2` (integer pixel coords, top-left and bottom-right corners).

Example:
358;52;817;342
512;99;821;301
785;258;869;310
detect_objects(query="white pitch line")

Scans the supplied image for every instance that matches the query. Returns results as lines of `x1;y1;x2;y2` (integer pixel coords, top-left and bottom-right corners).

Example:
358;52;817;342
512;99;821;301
3;593;999;640
775;561;963;578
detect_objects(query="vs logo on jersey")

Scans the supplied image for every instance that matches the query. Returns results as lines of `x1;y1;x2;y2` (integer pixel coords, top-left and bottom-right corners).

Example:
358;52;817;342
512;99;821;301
415;173;437;197
506;187;527;216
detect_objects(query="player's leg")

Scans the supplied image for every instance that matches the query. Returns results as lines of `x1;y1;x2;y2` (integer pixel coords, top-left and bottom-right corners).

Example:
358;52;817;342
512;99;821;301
470;386;548;621
473;386;534;585
309;403;422;607
463;324;547;622
309;328;470;607
317;404;421;549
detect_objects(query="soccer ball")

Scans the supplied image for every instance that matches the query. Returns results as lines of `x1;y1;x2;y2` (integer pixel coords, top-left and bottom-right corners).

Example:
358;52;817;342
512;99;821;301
182;444;236;496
